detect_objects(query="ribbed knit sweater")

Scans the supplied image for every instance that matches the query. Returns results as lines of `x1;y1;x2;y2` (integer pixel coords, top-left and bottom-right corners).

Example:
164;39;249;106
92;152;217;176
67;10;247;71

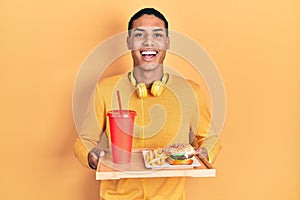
74;73;221;199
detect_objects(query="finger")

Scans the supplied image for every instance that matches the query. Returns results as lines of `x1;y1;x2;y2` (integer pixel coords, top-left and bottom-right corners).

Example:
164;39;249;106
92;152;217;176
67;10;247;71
194;147;202;154
99;150;105;157
89;152;99;169
92;148;108;157
199;152;209;161
91;152;99;162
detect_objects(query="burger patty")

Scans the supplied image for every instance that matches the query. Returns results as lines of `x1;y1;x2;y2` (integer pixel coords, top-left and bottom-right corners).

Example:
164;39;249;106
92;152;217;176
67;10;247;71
169;154;193;160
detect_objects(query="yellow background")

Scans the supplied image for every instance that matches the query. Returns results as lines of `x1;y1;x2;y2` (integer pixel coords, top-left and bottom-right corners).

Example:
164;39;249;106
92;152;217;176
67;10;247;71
1;0;299;199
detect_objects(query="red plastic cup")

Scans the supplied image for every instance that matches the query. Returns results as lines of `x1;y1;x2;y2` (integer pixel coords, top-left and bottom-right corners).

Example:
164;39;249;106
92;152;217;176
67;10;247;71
107;110;136;164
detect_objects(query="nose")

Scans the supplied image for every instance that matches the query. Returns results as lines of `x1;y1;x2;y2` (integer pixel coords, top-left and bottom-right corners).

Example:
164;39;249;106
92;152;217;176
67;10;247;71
142;35;154;46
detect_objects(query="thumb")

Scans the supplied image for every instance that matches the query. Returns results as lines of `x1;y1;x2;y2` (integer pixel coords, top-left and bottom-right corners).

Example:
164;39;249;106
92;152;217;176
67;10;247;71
90;151;99;160
88;151;99;169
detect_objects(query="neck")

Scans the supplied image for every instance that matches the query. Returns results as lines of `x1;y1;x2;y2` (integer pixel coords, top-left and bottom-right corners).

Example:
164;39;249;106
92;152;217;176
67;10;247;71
133;67;164;85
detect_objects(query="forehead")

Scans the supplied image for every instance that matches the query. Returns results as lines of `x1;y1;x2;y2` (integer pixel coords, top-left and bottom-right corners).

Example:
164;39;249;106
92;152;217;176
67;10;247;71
132;14;165;29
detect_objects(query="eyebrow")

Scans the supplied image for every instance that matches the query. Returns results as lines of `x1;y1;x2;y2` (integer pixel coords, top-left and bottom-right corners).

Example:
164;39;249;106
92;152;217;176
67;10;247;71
133;28;145;32
153;28;164;32
133;28;165;32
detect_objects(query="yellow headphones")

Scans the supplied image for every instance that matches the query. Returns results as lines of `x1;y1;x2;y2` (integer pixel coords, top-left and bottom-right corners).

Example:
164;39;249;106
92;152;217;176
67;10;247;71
128;71;169;98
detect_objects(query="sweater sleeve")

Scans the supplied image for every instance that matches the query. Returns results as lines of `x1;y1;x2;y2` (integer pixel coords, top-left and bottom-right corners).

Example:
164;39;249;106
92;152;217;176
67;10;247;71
73;84;107;168
73;137;90;168
190;81;222;163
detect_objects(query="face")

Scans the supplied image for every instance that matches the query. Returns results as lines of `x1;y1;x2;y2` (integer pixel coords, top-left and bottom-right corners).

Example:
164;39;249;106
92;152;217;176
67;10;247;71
127;14;170;71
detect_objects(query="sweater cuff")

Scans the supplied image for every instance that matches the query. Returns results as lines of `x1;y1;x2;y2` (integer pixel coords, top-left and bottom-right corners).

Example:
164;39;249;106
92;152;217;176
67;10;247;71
207;139;222;163
73;137;91;168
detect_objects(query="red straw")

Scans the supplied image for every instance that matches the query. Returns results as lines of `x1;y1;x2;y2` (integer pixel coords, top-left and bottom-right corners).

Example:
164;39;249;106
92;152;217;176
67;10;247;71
117;90;123;113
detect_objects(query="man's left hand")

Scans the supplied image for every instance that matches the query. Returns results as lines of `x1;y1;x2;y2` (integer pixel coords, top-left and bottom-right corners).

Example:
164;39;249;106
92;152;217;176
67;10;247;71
196;147;209;161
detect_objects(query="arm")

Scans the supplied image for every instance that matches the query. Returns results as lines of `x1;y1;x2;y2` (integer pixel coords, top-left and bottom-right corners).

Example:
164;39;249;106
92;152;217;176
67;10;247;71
73;84;108;169
190;81;222;163
73;137;107;169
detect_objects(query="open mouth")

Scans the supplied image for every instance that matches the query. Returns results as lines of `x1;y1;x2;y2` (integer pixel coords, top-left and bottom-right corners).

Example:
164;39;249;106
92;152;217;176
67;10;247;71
140;50;158;60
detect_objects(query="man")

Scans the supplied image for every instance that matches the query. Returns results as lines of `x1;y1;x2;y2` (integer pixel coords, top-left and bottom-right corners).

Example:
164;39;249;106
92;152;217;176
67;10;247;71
74;8;221;199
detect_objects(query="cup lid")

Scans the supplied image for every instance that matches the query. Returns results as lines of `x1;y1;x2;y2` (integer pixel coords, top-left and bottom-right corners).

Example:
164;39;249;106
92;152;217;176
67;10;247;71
107;110;136;118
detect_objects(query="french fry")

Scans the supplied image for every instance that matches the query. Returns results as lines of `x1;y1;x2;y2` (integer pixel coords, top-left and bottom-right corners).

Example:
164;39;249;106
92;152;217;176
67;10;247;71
145;148;167;166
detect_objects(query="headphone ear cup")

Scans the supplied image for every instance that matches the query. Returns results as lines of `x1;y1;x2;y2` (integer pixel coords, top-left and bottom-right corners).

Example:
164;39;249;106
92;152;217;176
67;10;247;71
136;83;147;98
151;81;164;97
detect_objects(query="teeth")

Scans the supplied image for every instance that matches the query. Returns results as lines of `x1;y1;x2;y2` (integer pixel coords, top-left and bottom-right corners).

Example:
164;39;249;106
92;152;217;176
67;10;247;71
141;51;157;55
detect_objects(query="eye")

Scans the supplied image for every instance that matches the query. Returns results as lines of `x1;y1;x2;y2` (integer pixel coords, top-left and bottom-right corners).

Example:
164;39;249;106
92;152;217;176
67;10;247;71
134;33;144;38
154;33;163;38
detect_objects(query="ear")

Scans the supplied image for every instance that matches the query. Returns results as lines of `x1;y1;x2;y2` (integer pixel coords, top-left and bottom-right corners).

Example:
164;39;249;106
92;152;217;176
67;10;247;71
127;36;132;50
166;36;170;50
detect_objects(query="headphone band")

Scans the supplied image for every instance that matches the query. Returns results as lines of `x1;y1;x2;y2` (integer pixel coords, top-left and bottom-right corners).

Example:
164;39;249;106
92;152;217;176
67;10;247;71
128;71;169;98
128;71;169;86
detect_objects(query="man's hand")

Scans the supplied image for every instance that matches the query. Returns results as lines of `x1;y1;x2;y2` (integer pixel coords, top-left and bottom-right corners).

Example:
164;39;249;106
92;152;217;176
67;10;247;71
196;147;209;161
88;147;106;170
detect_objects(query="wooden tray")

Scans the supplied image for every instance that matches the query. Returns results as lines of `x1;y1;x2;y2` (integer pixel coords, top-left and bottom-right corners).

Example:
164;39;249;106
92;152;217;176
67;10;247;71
96;151;216;180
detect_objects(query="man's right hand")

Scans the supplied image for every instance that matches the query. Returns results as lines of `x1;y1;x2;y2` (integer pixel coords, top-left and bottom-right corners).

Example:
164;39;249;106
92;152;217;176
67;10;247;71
88;147;106;170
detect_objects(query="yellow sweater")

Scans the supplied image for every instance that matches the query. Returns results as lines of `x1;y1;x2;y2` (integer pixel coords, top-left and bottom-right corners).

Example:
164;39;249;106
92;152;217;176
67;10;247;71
74;74;221;200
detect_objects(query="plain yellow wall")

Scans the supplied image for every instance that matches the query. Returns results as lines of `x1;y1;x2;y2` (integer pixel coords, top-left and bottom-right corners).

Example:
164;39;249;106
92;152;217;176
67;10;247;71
1;0;299;199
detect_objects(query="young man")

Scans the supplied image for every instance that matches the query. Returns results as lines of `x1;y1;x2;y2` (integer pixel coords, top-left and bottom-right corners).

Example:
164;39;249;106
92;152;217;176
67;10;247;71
74;8;221;199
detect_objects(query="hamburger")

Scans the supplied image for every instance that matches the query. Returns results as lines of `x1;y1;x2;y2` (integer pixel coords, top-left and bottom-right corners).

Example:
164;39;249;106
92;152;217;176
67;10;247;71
164;143;195;165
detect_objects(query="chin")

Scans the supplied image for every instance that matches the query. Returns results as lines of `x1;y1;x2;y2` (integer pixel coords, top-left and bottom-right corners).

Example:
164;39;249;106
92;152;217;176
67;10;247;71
134;63;162;71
